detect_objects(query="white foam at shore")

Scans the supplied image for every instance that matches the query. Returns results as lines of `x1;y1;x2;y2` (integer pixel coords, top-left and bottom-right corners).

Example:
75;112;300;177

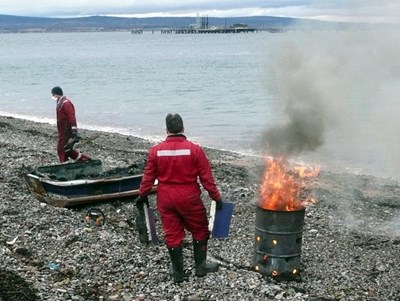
0;111;56;125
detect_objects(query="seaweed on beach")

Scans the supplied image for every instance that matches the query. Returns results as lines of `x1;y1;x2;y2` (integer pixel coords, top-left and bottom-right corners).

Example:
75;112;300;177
0;268;39;301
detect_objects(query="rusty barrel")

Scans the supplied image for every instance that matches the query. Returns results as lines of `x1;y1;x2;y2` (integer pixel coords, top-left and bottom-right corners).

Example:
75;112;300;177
253;206;305;281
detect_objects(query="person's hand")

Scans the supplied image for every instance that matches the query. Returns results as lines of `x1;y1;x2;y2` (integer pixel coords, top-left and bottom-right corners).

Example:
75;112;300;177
72;129;81;142
72;128;78;139
215;200;223;211
135;195;148;209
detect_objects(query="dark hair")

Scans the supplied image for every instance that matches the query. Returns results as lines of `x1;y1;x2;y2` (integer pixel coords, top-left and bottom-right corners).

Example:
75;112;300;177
51;86;63;96
166;113;183;134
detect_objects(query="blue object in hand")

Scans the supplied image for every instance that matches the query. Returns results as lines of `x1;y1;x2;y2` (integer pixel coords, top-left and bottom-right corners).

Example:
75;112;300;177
211;201;235;239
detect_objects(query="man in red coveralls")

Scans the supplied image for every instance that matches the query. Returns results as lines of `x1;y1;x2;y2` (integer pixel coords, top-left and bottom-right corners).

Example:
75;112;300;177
137;113;223;283
51;86;90;163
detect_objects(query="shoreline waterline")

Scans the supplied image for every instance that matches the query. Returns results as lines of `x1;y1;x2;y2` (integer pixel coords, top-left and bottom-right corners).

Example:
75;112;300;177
0;110;265;158
1;112;398;182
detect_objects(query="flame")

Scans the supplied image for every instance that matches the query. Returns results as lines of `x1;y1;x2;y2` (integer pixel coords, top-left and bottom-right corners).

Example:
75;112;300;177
294;164;320;178
259;157;320;211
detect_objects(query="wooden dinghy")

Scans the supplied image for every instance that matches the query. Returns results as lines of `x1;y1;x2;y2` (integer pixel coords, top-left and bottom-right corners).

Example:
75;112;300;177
24;159;156;208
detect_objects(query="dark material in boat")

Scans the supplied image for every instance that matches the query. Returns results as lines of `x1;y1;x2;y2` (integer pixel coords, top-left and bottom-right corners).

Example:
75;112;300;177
24;160;157;208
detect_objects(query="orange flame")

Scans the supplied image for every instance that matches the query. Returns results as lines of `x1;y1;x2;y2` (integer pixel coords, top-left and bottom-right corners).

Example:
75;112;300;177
259;157;320;211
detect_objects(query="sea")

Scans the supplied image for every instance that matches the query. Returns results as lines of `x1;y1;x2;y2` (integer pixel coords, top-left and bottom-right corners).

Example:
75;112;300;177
1;30;399;180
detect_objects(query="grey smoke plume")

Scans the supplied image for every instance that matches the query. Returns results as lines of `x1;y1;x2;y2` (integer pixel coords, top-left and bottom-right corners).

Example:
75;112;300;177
260;32;346;156
261;25;400;176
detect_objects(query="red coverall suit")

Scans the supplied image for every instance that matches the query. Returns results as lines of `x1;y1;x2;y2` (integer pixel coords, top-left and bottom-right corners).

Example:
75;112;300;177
139;134;221;248
56;96;87;162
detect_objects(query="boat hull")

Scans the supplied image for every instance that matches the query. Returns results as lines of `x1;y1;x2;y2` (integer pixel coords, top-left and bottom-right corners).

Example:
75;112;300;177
24;160;157;207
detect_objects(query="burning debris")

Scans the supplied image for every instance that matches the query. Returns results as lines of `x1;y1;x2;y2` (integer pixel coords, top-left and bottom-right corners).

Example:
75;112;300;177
259;157;319;211
254;157;320;281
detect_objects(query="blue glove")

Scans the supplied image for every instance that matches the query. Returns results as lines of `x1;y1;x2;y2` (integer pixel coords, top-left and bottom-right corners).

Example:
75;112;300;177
71;128;78;139
215;200;223;211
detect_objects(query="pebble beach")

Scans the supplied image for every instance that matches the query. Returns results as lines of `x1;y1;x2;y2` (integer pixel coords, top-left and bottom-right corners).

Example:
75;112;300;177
1;115;399;301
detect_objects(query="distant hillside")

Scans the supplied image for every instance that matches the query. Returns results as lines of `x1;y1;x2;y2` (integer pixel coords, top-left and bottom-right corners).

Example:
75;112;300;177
0;14;301;33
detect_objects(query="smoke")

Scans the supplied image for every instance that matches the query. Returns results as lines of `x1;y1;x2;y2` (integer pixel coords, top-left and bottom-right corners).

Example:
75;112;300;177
260;24;400;178
260;30;352;156
380;215;400;236
260;37;337;156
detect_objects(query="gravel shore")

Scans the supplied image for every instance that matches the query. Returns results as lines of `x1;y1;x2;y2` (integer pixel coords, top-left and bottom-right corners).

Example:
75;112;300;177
1;115;399;301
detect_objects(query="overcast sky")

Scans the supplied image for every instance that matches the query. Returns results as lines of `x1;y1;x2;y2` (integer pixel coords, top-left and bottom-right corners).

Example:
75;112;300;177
0;0;399;23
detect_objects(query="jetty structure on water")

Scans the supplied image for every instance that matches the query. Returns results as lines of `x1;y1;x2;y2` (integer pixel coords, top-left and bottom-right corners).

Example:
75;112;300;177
131;15;260;34
171;26;257;34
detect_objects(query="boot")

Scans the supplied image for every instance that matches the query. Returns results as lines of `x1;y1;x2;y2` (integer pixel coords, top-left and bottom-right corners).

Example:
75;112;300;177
168;246;184;283
193;240;219;277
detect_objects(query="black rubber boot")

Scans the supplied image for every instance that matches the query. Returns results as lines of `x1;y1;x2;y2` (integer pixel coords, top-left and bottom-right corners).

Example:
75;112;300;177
193;240;219;277
168;246;184;283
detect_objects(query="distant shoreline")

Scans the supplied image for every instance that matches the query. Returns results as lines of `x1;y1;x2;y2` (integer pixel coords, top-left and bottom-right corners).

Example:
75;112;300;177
0;14;367;34
0;27;284;34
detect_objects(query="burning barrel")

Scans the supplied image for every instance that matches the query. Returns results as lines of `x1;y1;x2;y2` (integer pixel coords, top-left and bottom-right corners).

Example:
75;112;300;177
253;206;305;281
254;157;319;280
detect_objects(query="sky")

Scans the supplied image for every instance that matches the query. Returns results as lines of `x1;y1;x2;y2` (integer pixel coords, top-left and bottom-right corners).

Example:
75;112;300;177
0;0;399;23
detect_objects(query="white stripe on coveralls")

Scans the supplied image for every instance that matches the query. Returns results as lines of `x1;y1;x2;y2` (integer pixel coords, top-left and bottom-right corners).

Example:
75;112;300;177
157;149;191;157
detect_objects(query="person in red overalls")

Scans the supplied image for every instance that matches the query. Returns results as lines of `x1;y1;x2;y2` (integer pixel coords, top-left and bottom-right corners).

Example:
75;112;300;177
51;86;90;163
138;113;223;283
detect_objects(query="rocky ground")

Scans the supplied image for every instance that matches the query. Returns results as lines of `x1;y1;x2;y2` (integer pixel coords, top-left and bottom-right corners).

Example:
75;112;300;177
0;115;399;301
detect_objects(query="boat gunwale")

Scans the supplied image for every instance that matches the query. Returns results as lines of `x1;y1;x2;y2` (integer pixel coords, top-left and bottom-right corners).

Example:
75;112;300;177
25;173;145;187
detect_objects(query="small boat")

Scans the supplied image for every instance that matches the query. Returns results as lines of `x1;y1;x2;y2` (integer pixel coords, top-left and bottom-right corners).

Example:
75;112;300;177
24;159;157;208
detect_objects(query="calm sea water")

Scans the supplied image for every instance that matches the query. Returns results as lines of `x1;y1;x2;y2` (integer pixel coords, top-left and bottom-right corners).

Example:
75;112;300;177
1;31;399;179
